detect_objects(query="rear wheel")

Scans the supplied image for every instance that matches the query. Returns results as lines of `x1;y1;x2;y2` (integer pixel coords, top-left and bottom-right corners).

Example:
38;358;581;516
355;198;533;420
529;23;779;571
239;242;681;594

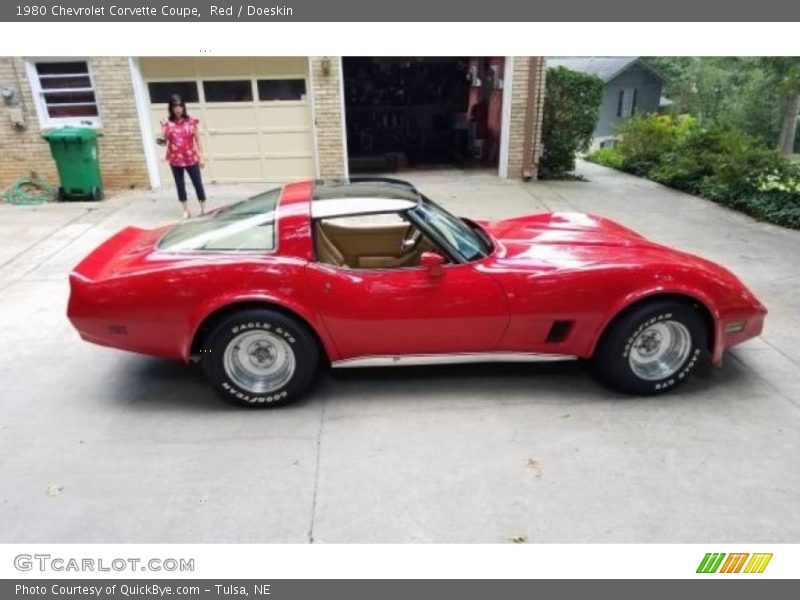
201;308;320;407
590;300;708;395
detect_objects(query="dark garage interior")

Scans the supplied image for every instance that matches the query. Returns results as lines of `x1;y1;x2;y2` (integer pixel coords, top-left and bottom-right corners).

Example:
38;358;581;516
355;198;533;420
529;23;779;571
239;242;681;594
343;57;506;173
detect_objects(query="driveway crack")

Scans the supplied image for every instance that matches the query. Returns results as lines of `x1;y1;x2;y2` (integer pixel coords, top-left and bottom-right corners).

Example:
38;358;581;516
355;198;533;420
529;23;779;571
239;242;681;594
727;350;800;410
0;209;89;272
759;337;800;369
307;394;327;543
0;199;133;293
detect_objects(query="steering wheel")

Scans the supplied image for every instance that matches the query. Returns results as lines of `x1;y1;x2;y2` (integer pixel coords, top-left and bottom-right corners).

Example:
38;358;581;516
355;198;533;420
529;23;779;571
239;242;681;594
400;226;423;252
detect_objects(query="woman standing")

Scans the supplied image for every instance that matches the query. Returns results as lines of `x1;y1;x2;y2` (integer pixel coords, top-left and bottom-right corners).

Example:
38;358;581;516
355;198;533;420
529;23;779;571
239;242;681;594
160;94;207;219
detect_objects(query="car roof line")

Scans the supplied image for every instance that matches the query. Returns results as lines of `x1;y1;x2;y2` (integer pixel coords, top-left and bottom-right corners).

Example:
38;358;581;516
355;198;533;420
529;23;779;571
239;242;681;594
312;178;423;206
346;177;419;192
310;197;418;219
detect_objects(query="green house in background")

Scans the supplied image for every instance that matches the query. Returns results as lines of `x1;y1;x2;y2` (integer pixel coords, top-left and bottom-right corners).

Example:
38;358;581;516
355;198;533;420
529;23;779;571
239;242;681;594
547;57;669;148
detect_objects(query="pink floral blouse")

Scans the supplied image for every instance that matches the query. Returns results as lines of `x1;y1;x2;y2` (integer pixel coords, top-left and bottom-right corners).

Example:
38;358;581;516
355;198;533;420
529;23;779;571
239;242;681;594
161;117;201;167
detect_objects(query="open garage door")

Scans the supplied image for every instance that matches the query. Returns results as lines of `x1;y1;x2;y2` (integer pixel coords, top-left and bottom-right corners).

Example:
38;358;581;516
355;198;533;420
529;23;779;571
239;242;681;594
140;57;315;185
343;57;506;174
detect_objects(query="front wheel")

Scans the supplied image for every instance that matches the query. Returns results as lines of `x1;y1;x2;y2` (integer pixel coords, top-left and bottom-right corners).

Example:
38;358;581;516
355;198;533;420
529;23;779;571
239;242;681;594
590;301;708;395
201;309;320;407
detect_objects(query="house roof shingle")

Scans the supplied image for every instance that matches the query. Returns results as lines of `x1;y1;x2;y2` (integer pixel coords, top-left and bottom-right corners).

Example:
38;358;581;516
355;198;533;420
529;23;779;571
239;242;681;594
546;57;668;83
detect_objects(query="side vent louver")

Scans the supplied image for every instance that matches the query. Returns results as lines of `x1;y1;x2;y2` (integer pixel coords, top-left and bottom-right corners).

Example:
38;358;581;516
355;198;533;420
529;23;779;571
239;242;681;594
545;320;574;343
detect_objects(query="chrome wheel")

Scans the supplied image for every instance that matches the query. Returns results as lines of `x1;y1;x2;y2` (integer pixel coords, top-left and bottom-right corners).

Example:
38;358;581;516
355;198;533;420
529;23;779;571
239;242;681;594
223;330;296;393
628;320;692;381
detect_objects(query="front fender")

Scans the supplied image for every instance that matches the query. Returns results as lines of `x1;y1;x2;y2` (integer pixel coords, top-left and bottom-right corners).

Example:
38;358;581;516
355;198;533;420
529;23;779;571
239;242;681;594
585;283;722;362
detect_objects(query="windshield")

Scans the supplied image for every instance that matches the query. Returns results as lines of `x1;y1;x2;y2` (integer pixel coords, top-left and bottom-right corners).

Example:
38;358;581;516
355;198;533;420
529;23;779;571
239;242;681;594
412;198;491;261
158;188;280;252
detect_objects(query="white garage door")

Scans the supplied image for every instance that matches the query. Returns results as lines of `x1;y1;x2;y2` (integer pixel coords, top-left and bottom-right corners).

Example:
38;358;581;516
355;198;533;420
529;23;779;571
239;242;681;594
140;57;316;185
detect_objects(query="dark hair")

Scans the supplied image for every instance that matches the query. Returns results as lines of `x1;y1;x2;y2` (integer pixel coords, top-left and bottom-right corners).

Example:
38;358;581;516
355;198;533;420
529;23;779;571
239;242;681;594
167;94;189;121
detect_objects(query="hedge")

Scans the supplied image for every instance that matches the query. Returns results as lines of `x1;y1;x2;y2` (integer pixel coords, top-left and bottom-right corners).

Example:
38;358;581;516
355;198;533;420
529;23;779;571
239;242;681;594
539;67;604;178
587;114;800;229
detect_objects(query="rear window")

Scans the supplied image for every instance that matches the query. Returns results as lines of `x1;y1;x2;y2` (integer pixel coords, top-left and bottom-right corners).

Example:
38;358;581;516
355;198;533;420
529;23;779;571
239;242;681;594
158;188;280;252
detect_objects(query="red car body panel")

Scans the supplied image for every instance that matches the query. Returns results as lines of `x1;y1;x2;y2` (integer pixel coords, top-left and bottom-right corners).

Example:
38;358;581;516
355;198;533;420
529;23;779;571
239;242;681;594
67;181;767;366
305;261;510;358
480;212;766;363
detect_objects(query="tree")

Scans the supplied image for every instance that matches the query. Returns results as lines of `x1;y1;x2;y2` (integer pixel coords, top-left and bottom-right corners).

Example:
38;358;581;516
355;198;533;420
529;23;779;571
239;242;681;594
761;58;800;155
648;57;800;155
647;57;745;124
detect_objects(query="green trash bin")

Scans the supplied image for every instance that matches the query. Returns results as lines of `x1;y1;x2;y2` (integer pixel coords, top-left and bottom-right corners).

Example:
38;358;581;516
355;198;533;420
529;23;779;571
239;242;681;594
42;127;104;201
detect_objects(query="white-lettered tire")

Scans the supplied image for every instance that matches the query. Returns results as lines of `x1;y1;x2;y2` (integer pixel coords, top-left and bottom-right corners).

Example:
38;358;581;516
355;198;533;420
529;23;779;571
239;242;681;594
590;300;708;395
201;308;320;407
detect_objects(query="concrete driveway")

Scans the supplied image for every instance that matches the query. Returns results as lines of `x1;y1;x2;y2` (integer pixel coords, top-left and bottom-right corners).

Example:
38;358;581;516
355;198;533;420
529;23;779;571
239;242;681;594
0;161;798;543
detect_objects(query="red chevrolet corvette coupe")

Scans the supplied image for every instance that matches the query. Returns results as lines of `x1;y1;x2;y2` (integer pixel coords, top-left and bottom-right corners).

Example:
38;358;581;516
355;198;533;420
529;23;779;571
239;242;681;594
68;178;766;407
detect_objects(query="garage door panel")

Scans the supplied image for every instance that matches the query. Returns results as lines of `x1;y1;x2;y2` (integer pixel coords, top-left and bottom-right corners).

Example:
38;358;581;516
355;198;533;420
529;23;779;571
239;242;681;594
145;59;315;184
147;108;176;184
141;57;197;78
250;57;309;77
203;107;258;128
264;157;316;179
149;108;168;132
208;158;264;182
260;131;314;153
196;58;254;77
194;57;307;78
255;105;311;128
209;132;261;155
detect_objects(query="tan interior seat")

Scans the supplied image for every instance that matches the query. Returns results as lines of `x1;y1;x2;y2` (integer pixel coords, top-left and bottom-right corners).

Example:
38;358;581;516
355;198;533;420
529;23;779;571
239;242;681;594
315;225;347;267
314;220;439;269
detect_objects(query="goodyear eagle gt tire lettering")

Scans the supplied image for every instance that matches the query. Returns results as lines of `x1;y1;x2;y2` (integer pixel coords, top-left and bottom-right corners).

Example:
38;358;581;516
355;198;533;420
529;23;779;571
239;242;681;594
590;300;708;395
202;309;320;407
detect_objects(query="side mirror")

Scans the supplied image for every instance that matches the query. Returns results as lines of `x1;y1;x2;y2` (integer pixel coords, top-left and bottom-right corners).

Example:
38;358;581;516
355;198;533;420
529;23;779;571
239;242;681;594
420;251;445;278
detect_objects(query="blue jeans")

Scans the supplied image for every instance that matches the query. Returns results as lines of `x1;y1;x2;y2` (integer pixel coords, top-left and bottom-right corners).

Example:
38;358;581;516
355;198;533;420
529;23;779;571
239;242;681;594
170;163;206;203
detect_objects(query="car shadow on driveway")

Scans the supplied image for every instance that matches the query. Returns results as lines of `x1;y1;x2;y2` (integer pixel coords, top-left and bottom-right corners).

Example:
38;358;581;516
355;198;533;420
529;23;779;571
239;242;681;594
104;351;759;412
316;356;752;407
108;357;228;412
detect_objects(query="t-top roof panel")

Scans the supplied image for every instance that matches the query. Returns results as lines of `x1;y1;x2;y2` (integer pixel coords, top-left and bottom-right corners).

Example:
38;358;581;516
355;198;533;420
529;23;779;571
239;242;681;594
313;179;421;202
311;197;417;219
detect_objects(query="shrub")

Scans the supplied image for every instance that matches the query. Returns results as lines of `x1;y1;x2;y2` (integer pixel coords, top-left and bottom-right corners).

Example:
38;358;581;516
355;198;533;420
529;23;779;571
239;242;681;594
586;113;800;229
692;127;792;199
721;190;800;228
611;114;697;177
539;67;604;178
587;146;625;170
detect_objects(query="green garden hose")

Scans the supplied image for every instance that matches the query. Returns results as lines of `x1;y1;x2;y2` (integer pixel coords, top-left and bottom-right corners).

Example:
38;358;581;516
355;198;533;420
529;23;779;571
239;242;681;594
1;176;56;206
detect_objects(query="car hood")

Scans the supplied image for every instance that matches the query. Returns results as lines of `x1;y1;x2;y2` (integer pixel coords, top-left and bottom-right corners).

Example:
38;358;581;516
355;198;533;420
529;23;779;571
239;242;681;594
486;212;646;250
482;212;738;280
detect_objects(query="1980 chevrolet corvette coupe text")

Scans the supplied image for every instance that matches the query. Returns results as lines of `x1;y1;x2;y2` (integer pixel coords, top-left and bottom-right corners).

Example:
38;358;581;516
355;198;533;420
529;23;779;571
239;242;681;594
67;178;767;407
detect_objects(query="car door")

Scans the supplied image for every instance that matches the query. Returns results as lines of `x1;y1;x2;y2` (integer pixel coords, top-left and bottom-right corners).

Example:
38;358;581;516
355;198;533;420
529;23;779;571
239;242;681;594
305;260;510;359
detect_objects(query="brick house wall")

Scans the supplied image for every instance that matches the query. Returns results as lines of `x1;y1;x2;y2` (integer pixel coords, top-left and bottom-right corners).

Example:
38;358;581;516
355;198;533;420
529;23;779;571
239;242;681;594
0;57;58;188
89;58;149;189
1;55;545;193
309;56;348;180
506;56;547;180
0;56;149;192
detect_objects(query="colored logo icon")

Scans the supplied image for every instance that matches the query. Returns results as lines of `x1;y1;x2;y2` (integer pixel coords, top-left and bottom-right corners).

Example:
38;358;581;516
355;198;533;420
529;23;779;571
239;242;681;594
696;553;773;574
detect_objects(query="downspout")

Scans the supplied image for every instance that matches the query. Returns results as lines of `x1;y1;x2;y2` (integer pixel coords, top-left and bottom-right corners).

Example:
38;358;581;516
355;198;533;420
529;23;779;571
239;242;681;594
522;57;543;181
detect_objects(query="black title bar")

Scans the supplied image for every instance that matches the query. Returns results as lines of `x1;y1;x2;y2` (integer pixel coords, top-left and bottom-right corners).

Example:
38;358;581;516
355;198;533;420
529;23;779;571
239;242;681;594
2;0;800;22
3;579;799;600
